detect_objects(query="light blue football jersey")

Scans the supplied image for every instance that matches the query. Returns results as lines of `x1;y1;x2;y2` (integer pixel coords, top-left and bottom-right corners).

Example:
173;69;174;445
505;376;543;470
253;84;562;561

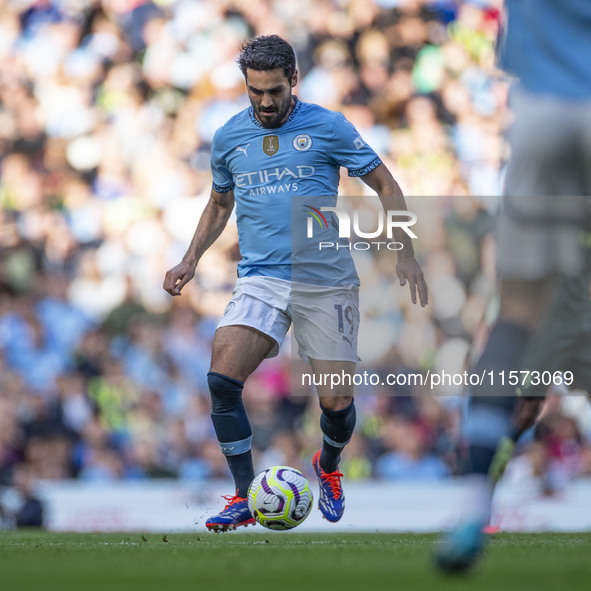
498;0;591;99
210;98;382;285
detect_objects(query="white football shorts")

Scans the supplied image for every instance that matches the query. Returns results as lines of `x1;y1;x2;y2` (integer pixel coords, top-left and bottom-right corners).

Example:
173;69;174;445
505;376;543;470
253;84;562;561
500;88;591;280
217;276;360;362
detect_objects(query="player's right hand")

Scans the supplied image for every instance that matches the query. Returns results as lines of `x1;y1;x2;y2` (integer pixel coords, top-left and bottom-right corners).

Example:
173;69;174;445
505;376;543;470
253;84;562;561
163;260;196;296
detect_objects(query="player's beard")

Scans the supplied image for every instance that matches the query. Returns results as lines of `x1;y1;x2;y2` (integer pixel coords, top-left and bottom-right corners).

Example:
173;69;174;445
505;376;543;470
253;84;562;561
255;95;294;128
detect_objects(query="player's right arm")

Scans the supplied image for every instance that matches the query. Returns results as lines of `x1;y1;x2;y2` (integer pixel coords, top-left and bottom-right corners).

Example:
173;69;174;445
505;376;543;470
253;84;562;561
163;188;235;296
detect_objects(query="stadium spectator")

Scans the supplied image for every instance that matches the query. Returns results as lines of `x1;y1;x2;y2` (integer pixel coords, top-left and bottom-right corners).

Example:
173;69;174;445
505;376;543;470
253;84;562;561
376;415;450;480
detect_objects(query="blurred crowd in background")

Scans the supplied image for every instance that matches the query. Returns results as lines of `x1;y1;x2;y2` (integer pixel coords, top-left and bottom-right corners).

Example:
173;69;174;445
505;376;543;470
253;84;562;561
1;0;591;525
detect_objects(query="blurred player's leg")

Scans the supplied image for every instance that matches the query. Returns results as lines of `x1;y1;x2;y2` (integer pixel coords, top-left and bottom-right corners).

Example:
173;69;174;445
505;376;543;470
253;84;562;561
436;74;591;568
436;327;528;571
437;174;589;571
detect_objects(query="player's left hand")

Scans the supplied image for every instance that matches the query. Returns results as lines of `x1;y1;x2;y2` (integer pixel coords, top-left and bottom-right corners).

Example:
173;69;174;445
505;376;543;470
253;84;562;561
396;256;428;307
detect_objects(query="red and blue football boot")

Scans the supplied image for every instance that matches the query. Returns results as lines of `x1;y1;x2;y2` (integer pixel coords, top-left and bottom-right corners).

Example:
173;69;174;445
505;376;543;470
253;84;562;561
205;494;256;532
312;450;345;522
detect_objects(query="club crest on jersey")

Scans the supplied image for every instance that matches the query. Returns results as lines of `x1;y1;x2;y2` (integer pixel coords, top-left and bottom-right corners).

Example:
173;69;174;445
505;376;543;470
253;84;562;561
293;134;312;151
263;135;279;157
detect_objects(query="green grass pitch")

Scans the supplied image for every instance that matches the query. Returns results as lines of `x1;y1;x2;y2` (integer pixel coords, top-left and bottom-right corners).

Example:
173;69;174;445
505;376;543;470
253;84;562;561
1;531;590;591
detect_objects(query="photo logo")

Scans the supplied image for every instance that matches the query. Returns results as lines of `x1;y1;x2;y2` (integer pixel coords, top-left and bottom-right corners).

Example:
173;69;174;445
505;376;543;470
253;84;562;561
305;206;418;251
303;205;329;232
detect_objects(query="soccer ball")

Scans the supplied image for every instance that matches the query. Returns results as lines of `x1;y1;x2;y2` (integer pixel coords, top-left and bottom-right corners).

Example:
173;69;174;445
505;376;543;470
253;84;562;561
248;466;313;530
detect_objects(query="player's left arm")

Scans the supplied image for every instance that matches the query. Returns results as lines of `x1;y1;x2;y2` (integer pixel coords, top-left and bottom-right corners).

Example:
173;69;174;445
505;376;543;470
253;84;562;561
361;163;428;307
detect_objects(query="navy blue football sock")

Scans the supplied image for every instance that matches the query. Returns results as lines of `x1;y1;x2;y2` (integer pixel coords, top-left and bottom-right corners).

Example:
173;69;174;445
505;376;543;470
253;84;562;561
470;322;530;397
468;445;496;477
208;371;254;498
466;397;520;483
465;321;530;482
319;401;356;473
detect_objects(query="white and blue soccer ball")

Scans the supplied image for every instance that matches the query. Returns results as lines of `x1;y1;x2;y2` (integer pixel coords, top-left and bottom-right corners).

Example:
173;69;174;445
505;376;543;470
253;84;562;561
248;466;313;530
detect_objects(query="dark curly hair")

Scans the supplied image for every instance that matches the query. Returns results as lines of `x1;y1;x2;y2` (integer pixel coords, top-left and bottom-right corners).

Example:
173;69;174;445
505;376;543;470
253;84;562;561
237;35;296;80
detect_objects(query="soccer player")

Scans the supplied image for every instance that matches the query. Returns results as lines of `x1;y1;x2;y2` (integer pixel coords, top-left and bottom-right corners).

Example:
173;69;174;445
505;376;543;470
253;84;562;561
436;0;591;571
163;35;428;531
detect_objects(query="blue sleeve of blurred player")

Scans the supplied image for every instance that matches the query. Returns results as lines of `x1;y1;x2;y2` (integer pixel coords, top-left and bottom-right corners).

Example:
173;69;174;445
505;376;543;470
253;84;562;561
210;128;235;193
497;0;591;98
328;112;382;177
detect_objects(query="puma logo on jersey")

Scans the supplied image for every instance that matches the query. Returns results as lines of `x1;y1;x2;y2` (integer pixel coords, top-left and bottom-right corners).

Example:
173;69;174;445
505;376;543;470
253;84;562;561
235;144;250;157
